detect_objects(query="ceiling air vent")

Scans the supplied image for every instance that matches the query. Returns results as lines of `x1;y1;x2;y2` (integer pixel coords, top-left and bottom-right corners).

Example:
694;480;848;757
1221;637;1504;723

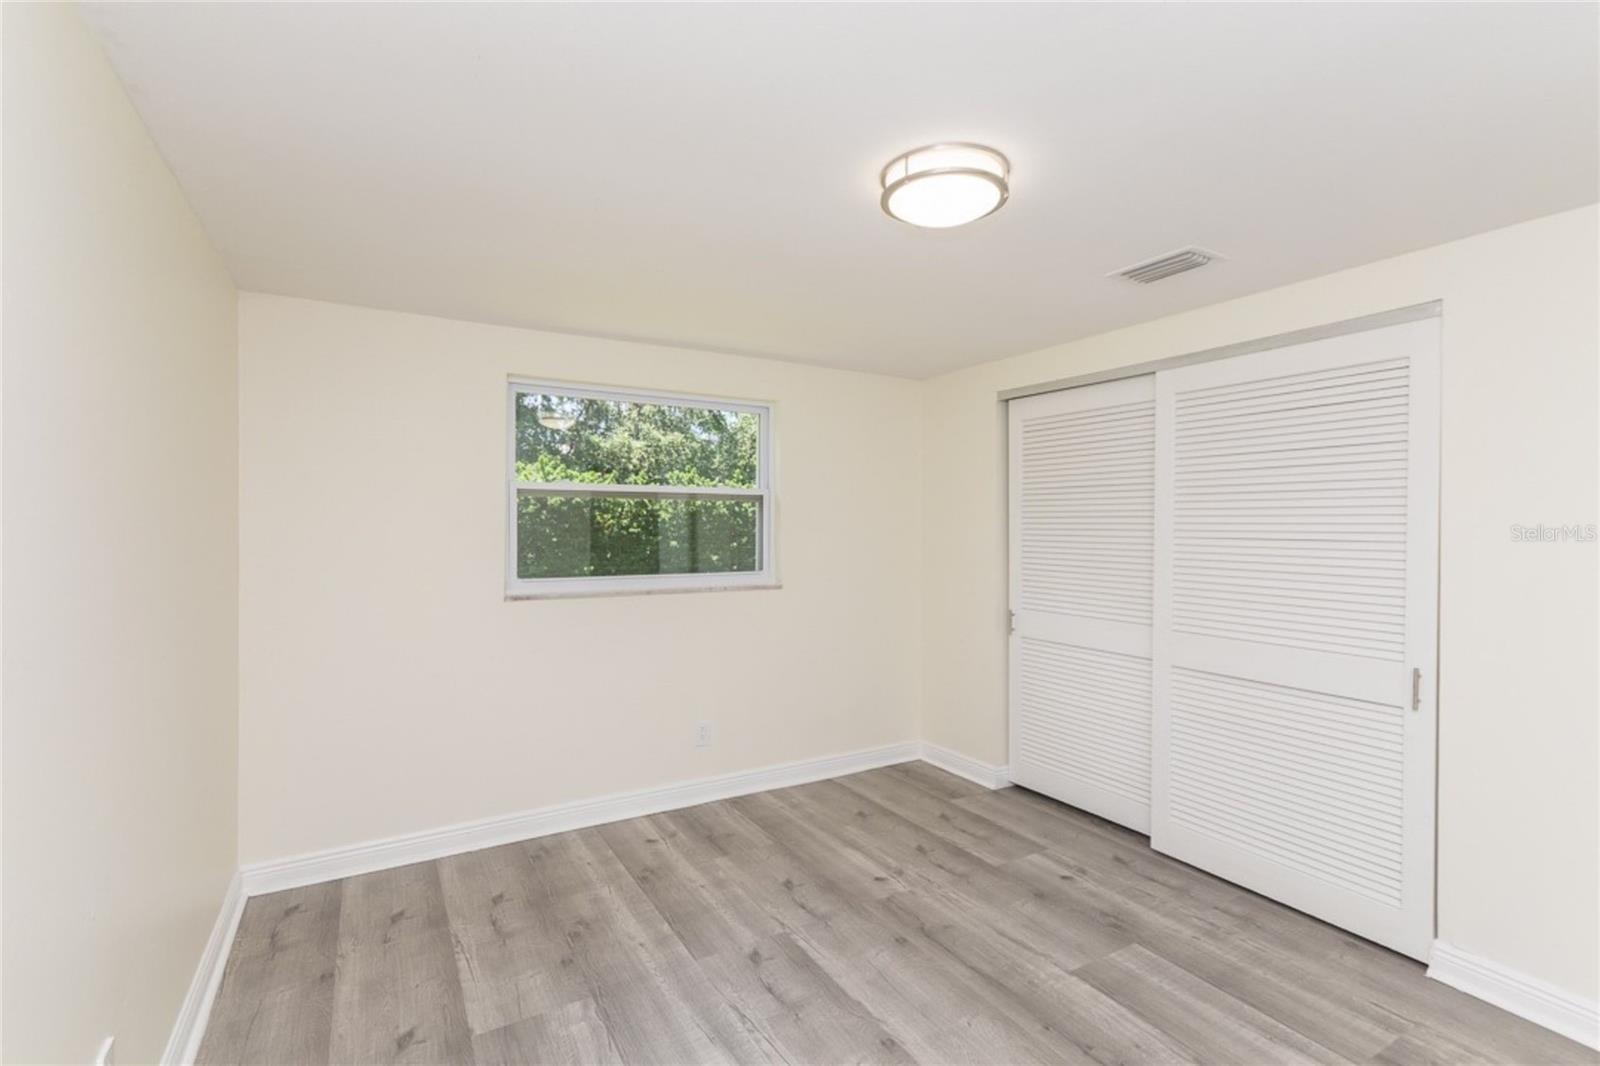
1111;246;1221;284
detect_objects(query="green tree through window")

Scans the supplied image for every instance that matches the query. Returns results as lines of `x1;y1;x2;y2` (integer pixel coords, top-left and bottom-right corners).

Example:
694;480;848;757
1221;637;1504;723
513;391;763;581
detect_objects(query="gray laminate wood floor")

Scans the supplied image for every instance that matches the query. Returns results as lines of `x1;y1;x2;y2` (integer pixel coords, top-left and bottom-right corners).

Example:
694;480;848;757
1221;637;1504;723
199;763;1596;1065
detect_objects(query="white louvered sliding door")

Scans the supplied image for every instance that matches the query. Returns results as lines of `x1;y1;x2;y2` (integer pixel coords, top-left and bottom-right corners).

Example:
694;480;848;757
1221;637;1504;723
1006;312;1439;960
1009;376;1156;833
1150;317;1439;960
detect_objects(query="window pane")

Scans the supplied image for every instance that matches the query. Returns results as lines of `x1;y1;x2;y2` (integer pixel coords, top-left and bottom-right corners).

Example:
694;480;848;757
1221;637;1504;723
514;392;758;489
516;494;761;579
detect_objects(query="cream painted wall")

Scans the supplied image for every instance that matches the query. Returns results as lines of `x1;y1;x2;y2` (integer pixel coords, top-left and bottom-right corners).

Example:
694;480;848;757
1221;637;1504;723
922;205;1600;1002
1;5;239;1064
237;294;923;864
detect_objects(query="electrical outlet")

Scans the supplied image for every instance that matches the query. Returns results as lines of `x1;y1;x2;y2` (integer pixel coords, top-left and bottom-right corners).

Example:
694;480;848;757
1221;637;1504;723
95;1036;116;1066
693;721;715;748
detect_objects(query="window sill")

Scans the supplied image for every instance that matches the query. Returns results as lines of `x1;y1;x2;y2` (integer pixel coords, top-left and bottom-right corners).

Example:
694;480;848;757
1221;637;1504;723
504;579;782;601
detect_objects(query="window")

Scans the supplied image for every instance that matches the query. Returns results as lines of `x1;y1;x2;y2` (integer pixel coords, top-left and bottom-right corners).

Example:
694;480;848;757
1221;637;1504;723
506;380;775;597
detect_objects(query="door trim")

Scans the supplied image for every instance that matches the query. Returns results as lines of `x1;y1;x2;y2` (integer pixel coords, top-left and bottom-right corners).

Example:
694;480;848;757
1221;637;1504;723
998;300;1441;402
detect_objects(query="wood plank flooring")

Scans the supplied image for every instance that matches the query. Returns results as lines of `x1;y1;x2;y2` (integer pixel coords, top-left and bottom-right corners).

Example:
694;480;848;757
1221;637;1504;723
199;763;1597;1065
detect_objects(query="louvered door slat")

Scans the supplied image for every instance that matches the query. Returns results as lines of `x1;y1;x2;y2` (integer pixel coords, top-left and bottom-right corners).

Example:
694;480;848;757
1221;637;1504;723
1151;315;1440;961
1009;375;1156;832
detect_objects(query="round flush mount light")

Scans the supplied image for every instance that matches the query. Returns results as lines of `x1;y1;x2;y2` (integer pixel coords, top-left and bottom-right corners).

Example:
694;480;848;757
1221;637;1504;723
880;143;1010;228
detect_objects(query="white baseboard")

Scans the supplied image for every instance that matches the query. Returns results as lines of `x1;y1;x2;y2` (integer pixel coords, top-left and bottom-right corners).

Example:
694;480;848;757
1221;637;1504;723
1428;940;1600;1051
918;742;1010;790
241;741;922;896
162;870;245;1066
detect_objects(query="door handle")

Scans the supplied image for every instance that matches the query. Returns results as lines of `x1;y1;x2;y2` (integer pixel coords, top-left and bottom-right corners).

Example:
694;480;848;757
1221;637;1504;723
1411;667;1422;711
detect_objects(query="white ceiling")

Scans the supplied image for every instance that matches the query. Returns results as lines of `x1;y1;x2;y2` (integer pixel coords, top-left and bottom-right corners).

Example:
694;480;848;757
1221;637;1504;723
83;2;1598;379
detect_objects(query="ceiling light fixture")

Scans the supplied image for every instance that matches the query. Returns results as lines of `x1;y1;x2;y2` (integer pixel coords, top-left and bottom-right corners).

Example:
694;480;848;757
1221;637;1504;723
880;143;1010;229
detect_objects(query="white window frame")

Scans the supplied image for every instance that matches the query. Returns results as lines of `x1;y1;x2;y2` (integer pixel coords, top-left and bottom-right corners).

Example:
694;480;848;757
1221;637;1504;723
505;378;777;599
